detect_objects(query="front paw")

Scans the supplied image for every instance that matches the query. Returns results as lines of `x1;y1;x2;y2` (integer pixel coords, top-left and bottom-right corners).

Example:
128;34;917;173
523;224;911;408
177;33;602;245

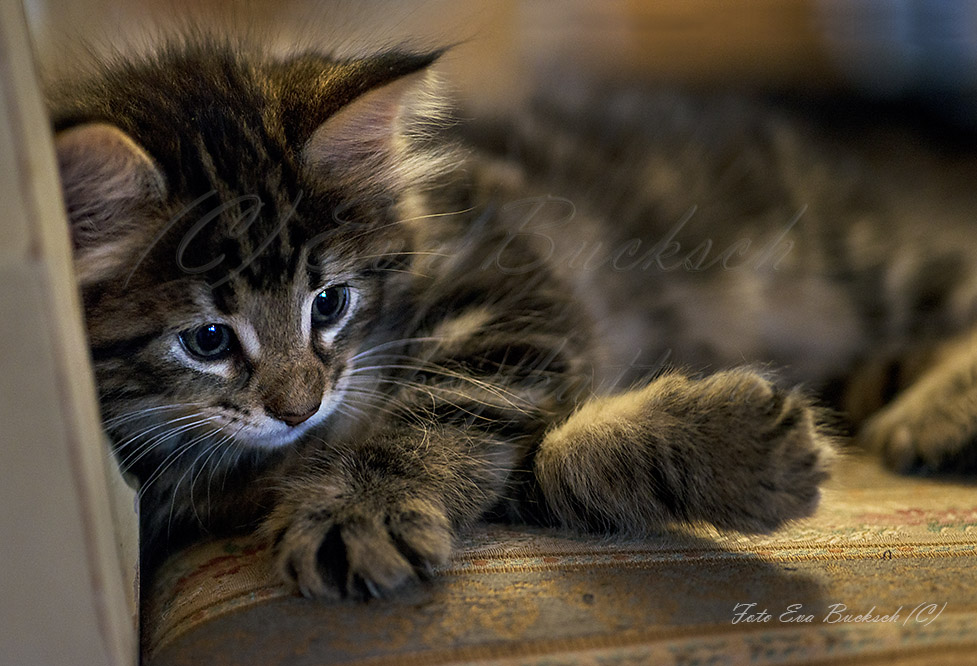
265;496;452;600
696;369;836;531
860;381;977;473
535;368;835;536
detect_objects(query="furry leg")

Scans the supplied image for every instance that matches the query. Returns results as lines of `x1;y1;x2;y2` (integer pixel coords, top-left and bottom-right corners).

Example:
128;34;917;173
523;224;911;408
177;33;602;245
534;368;835;534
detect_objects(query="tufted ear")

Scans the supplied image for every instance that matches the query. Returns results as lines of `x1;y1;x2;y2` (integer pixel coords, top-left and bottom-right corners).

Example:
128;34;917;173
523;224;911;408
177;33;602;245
55;123;166;283
299;53;451;196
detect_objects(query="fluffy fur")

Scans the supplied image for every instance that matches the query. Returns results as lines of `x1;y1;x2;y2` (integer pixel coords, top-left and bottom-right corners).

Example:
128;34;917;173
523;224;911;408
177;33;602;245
48;40;975;599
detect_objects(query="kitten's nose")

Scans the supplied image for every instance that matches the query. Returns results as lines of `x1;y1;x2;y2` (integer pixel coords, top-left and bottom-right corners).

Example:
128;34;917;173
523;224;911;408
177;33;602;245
275;406;319;427
259;355;326;428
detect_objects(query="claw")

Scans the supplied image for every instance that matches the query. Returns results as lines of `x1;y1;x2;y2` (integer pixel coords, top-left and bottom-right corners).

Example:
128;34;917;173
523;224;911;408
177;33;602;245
419;560;437;581
363;578;383;599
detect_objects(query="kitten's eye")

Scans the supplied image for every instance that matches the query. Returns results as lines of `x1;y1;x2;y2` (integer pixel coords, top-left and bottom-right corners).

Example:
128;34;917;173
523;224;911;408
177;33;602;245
180;324;234;360
312;285;350;327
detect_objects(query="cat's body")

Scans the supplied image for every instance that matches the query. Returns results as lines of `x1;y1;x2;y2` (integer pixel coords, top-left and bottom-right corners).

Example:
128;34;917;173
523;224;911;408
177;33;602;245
49;41;977;597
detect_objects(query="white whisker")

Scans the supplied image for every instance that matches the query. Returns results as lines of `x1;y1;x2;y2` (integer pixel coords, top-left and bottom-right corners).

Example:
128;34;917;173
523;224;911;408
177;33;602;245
117;417;213;471
137;424;217;499
102;401;206;428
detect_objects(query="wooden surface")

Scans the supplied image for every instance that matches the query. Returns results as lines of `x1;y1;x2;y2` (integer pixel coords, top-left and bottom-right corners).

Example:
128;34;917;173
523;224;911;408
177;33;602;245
27;0;841;111
518;0;837;88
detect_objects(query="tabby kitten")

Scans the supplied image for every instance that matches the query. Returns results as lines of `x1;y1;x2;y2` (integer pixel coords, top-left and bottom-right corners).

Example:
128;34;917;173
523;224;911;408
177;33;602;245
50;40;972;599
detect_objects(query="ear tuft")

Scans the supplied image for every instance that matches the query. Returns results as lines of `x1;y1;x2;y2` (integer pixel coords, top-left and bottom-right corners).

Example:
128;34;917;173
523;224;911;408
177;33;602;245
55;122;166;249
301;64;454;196
55;123;166;284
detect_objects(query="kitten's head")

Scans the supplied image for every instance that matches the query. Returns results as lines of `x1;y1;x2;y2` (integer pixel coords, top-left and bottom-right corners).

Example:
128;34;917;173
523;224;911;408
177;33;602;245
51;42;450;473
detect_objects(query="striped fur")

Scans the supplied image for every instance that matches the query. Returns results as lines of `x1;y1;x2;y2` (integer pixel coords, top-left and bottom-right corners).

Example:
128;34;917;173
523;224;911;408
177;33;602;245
49;41;975;599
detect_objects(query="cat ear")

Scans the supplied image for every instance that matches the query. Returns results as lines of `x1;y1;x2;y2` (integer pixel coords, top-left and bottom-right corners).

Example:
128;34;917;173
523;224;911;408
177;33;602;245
301;55;451;195
54;123;166;283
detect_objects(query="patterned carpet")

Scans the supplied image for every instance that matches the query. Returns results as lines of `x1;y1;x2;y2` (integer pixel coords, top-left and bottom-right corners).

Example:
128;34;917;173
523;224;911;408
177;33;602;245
144;452;977;665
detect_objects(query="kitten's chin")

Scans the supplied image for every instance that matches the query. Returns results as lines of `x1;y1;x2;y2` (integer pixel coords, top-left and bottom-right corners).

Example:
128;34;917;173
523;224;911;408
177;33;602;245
208;387;349;451
232;423;316;450
231;402;336;451
234;409;328;450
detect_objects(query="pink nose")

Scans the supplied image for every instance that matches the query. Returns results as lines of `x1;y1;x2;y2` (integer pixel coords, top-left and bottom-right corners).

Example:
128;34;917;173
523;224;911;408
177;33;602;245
275;407;318;427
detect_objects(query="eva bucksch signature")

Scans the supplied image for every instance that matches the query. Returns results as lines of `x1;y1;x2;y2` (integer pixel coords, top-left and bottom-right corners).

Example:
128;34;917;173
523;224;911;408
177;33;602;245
732;602;947;627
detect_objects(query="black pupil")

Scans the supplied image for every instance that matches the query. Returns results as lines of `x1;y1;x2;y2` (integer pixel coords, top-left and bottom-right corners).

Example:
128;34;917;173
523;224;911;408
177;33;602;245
193;324;229;355
313;287;347;324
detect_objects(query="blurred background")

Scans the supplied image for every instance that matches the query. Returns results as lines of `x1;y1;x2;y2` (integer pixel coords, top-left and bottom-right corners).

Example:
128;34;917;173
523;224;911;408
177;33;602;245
22;0;977;128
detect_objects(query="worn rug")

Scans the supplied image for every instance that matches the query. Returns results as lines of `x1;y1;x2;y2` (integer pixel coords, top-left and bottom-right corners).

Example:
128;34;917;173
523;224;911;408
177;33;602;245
144;452;977;665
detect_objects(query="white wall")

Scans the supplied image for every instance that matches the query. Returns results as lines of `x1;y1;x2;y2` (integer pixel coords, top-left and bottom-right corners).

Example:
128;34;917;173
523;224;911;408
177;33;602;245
0;3;137;665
